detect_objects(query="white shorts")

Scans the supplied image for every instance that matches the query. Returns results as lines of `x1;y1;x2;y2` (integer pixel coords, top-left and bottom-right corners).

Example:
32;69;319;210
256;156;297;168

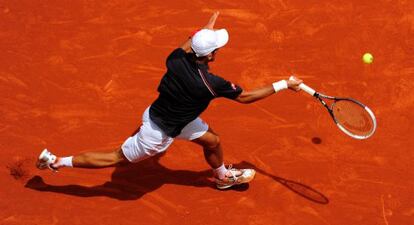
121;107;209;163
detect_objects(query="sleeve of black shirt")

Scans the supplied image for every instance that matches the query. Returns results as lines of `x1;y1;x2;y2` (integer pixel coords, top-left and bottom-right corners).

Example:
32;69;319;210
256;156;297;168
209;74;243;99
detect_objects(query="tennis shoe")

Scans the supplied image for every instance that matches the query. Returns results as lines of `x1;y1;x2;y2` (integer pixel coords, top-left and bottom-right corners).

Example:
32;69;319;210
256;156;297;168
36;149;58;172
215;165;256;189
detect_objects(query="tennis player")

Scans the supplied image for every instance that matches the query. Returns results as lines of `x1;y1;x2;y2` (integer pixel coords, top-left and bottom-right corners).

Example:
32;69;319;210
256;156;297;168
36;12;302;189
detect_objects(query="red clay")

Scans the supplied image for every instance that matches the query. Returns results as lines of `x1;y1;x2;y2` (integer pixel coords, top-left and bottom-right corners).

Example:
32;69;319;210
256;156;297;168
1;1;413;225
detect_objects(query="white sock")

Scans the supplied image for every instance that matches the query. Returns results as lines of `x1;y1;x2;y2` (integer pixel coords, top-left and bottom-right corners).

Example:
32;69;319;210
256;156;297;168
214;164;228;179
55;156;73;168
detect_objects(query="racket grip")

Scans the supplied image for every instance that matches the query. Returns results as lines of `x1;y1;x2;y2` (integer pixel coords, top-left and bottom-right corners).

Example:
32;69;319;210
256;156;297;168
288;76;316;96
299;83;316;96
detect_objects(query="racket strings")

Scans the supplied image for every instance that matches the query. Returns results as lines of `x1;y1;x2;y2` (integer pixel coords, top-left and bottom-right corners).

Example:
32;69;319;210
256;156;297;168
332;100;375;136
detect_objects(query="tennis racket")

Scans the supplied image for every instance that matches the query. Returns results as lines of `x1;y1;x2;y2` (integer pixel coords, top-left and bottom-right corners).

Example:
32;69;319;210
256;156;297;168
295;78;377;139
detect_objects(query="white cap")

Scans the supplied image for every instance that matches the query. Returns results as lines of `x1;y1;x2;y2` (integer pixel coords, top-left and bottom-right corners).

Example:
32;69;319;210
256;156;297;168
191;29;229;57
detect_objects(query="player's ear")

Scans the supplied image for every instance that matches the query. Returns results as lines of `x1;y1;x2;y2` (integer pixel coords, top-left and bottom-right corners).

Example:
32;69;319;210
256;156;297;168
207;52;213;60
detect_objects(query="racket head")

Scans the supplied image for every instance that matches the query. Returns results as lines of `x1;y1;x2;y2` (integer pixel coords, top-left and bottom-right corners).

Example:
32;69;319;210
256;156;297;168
330;99;377;139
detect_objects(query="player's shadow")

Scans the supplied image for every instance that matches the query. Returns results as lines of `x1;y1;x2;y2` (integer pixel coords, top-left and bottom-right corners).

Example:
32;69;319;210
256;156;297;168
24;154;327;203
238;161;329;204
24;153;249;200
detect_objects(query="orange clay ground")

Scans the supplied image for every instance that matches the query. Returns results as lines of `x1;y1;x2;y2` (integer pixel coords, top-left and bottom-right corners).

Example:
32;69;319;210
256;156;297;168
1;1;413;225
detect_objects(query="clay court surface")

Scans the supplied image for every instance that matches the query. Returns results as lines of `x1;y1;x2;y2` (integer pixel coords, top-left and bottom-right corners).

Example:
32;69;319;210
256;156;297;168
1;0;413;224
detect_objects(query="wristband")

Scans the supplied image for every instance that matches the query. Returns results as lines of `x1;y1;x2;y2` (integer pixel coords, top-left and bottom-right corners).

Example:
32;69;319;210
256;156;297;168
272;80;288;93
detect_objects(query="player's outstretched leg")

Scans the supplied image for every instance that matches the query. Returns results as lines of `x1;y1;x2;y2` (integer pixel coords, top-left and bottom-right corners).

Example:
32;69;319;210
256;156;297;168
36;148;127;171
36;108;174;172
192;128;256;189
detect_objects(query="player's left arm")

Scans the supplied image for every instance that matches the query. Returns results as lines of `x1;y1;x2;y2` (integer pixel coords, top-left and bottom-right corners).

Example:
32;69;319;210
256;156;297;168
235;77;302;104
180;12;220;52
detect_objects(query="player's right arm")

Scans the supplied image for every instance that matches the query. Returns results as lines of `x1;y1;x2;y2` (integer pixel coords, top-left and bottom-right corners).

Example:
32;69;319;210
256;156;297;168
234;77;302;104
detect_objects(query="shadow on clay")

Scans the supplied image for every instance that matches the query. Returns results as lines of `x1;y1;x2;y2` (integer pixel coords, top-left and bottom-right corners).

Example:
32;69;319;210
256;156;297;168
24;158;328;204
23;124;325;203
24;153;249;200
238;161;329;205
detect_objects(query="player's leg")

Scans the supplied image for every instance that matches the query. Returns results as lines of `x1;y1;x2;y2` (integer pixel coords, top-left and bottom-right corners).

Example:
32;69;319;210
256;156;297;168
37;148;127;170
37;107;174;171
191;128;223;169
191;128;238;177
177;118;256;189
71;148;127;168
40;124;144;169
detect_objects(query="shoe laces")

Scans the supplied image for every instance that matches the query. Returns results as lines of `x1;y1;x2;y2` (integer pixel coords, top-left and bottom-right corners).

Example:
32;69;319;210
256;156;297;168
225;164;239;182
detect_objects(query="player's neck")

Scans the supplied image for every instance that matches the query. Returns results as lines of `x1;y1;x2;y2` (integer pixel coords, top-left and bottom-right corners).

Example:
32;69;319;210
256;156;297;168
196;58;209;65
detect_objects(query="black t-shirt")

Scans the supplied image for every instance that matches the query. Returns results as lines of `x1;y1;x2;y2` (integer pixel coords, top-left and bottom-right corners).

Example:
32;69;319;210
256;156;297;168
149;48;243;137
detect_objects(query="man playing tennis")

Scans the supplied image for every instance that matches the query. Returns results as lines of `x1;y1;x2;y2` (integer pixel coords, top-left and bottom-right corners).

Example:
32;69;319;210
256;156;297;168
36;12;303;189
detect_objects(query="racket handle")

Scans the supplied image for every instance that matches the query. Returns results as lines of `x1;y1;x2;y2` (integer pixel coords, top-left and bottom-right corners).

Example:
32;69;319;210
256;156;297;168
299;83;316;96
288;76;316;96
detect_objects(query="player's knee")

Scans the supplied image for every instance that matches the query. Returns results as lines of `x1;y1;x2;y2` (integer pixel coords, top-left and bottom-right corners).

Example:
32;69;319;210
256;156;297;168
205;134;220;149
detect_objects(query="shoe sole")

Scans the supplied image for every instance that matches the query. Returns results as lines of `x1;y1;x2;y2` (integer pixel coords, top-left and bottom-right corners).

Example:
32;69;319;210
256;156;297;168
36;149;49;169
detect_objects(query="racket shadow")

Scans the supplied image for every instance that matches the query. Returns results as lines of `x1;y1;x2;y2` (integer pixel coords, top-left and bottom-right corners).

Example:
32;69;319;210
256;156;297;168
237;161;329;204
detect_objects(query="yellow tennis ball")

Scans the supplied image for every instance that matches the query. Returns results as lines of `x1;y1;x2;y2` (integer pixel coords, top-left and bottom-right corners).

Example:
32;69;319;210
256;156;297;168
362;53;374;64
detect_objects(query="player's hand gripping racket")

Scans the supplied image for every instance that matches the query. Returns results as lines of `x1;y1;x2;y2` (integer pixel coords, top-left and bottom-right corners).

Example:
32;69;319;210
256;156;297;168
293;77;377;139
